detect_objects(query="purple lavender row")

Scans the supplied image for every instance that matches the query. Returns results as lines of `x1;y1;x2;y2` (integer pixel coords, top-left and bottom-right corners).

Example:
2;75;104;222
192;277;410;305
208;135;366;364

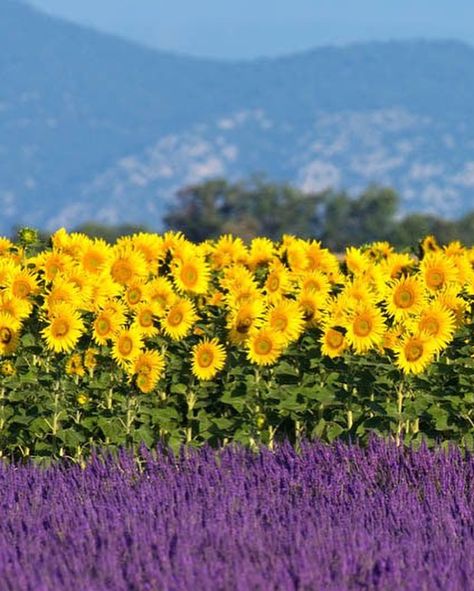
0;438;473;590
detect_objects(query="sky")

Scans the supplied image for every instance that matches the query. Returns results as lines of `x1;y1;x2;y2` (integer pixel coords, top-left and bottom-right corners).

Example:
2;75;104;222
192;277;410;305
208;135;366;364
25;0;474;60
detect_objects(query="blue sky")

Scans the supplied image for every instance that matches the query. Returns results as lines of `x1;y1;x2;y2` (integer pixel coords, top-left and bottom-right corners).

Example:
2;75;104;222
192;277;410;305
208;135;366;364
27;0;474;59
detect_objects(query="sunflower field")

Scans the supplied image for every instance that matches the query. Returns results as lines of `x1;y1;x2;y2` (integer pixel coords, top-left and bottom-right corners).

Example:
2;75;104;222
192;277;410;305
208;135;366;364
1;227;474;461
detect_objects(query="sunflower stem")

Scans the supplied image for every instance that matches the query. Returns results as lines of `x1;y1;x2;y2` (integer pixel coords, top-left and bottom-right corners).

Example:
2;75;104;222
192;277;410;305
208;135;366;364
396;380;404;446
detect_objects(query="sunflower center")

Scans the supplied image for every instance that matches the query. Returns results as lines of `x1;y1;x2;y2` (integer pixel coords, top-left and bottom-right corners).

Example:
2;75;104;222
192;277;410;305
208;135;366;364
427;269;444;288
305;280;320;291
301;304;315;321
118;336;133;356
255;336;273;356
267;274;280;292
139;310;153;327
406;342;423;362
96;318;111;335
181;264;198;286
236;317;252;334
273;315;288;331
13;280;30;299
354;317;372;337
127;288;142;305
53;319;69;338
112;261;133;284
84;251;104;272
197;349;214;368
0;327;12;344
394;287;414;309
168;310;183;327
420;317;439;336
327;329;344;349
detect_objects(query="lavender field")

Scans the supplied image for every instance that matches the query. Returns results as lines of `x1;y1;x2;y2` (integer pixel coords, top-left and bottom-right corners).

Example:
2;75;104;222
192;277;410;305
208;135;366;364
0;439;472;591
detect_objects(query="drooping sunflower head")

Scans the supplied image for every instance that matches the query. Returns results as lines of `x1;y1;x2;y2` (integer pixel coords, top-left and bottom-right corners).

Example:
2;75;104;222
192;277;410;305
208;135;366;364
191;338;227;381
227;299;266;345
65;353;85;378
297;289;328;327
132;349;165;392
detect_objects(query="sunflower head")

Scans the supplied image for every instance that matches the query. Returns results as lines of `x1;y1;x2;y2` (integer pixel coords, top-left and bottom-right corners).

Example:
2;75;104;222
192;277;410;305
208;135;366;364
191;338;227;380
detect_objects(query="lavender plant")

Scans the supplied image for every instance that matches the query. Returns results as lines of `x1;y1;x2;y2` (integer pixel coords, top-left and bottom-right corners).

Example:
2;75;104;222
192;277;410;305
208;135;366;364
0;438;473;590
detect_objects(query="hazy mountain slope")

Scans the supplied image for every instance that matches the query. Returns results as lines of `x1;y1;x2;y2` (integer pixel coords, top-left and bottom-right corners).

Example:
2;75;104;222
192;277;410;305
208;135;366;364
2;0;474;232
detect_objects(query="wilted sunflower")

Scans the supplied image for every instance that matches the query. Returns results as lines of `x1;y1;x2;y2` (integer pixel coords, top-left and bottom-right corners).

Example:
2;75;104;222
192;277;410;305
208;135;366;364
41;304;85;353
162;297;198;340
247;327;284;366
111;327;143;369
65;353;85;378
191;338;227;380
395;332;436;375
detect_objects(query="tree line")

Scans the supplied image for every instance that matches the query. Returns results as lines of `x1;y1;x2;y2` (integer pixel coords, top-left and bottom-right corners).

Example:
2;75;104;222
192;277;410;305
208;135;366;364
66;177;474;248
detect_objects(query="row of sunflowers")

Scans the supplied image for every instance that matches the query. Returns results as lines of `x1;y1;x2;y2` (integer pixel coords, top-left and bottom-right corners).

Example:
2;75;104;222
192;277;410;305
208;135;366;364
0;228;473;459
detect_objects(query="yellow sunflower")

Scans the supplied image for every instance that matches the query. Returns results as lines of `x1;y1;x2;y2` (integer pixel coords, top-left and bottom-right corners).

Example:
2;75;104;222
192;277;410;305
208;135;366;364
297;289;328;327
147;277;176;316
123;281;148;309
111;327;144;368
109;247;148;286
132;303;159;337
412;301;455;352
227;299;266;345
191;338;227;380
264;260;293;303
247;327;285;366
343;303;386;354
384;275;426;321
210;234;247;269
41;304;85;353
162;297;198;340
0;294;32;322
395;332;436;375
266;299;305;344
5;268;39;300
92;309;123;345
65;353;85;378
79;238;111;275
419;252;458;292
320;326;347;358
132;349;165;392
172;256;210;295
0;313;21;356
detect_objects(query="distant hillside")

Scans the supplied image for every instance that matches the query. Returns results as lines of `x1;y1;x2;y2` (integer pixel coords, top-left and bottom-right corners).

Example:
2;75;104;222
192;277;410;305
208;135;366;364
2;0;474;233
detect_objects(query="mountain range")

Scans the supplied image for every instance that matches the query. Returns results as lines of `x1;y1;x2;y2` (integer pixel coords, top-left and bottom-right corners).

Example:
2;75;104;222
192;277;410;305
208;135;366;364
2;0;474;234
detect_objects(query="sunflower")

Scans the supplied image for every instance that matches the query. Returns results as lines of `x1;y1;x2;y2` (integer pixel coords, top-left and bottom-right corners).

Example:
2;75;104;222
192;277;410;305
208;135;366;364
210;234;247;269
320;326;347;358
247;237;275;269
79;238;111;275
41;304;85;353
0;294;32;322
227;299;266;345
412;301;456;352
147;277;176;316
92;309;123;345
344;246;371;276
34;250;73;281
284;238;308;273
0;313;20;356
191;338;227;380
44;277;84;311
384;275;426;321
264;260;293;303
89;272;123;310
5;268;39;300
172;256;210;295
132;303;159;337
162;297;198;340
65;353;85;378
304;241;340;275
395;332;436;375
132;349;165;392
84;347;98;373
297;271;331;297
297;289;328;327
109;247;148;286
130;232;166;265
266;299;305;344
419;252;458;292
123;281;148;309
343;303;386;354
247;328;284;366
111;327;143;368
